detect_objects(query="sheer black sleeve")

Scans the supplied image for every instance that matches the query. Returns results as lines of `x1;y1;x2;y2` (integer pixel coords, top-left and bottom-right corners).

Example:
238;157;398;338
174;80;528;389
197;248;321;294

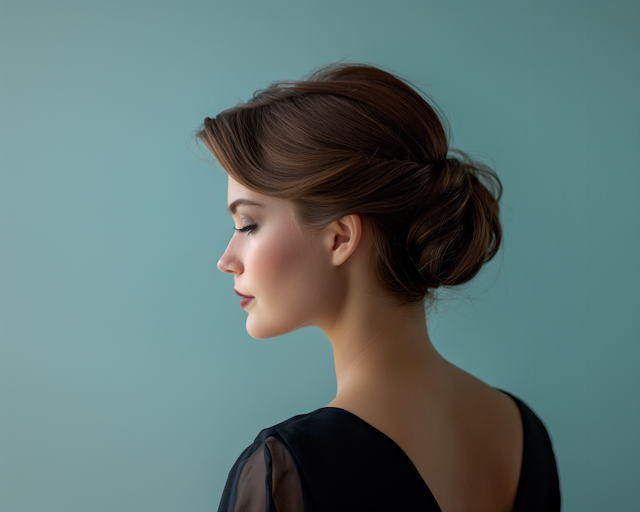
218;434;305;512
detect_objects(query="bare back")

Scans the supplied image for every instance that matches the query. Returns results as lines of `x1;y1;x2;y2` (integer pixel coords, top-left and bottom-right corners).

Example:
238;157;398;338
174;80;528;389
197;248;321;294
326;362;523;512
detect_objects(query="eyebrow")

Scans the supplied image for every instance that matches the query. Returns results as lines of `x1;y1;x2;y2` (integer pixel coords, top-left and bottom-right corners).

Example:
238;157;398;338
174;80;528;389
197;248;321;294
227;198;266;214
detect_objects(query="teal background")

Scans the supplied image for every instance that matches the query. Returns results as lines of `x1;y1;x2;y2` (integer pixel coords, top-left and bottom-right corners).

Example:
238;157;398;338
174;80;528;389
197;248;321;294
1;0;638;510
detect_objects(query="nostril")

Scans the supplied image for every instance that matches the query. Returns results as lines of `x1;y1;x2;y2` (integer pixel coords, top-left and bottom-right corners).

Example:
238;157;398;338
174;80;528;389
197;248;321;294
217;255;242;274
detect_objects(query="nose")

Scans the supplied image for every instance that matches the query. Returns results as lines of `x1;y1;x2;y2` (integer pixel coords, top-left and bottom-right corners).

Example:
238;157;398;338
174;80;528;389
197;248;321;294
217;239;243;275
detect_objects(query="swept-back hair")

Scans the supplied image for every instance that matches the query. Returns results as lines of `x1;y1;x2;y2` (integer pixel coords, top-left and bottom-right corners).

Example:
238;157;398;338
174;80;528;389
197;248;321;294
198;63;502;305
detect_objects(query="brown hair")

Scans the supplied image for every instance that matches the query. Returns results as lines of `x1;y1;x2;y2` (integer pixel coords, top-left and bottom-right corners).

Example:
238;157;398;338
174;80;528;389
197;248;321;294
197;63;502;305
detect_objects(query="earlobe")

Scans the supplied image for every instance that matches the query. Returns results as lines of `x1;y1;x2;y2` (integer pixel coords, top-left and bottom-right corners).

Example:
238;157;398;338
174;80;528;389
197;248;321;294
331;214;362;266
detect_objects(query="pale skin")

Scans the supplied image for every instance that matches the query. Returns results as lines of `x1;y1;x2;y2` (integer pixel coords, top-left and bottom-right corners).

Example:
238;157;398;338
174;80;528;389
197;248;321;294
219;175;523;512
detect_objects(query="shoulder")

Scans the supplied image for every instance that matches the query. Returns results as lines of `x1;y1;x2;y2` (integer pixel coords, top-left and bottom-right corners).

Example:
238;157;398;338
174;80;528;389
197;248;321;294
217;412;316;512
269;408;439;508
499;391;561;511
499;391;557;456
218;408;438;511
217;409;347;512
268;407;404;467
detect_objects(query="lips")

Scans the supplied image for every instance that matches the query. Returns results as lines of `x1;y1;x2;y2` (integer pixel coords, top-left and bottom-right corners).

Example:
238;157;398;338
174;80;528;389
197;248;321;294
234;288;254;298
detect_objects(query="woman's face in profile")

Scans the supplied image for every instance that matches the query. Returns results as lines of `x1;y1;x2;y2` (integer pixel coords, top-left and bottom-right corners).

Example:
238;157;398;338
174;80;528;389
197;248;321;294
218;176;340;338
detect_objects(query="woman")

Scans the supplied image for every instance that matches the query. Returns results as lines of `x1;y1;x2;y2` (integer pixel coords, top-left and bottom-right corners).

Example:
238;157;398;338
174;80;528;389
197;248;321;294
198;63;560;512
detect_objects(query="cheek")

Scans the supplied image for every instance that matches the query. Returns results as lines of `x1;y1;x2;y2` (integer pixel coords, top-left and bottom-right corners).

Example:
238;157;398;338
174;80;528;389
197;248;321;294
249;230;330;327
256;231;316;293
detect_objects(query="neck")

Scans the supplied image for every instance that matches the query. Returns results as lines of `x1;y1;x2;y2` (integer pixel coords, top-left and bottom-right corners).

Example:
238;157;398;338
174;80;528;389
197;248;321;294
322;293;444;405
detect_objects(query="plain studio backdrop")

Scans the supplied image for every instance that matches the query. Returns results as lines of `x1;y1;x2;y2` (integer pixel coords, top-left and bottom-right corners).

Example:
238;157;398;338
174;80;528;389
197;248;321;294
1;0;638;510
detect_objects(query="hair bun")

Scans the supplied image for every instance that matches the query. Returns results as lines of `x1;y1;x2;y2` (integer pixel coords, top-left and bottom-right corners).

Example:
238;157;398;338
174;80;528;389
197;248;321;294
406;152;502;292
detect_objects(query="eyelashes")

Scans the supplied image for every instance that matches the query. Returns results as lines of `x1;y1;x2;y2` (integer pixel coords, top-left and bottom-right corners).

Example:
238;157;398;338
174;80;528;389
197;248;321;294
234;224;257;234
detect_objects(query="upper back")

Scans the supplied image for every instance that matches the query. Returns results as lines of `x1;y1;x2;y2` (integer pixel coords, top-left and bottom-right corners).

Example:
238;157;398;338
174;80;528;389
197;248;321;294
325;368;525;512
218;379;560;512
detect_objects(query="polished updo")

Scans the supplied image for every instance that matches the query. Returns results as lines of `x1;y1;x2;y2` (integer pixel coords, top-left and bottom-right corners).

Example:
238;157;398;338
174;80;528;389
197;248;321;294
198;63;502;306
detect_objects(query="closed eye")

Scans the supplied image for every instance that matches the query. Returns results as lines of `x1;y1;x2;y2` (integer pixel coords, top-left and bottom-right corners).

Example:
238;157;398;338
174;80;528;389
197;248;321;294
234;224;257;234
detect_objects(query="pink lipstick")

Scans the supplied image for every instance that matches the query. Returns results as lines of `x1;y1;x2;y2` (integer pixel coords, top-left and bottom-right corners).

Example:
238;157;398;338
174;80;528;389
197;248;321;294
234;289;255;308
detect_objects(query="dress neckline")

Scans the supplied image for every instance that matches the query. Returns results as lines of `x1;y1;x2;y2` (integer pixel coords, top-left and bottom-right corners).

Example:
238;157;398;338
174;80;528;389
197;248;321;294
316;390;526;512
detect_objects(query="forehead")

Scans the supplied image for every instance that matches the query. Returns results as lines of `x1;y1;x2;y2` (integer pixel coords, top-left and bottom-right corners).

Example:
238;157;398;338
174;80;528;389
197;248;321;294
227;175;253;198
227;175;268;205
226;175;294;217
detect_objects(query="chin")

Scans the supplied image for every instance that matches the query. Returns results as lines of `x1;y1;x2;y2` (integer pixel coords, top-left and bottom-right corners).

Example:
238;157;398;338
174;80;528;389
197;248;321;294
245;315;306;339
245;317;286;339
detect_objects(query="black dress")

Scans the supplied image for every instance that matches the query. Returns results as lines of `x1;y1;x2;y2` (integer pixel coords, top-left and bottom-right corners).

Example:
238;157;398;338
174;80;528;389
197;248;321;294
218;391;560;512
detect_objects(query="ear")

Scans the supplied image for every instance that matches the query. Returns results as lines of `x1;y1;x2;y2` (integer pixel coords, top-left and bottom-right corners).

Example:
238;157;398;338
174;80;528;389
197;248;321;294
328;214;363;266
